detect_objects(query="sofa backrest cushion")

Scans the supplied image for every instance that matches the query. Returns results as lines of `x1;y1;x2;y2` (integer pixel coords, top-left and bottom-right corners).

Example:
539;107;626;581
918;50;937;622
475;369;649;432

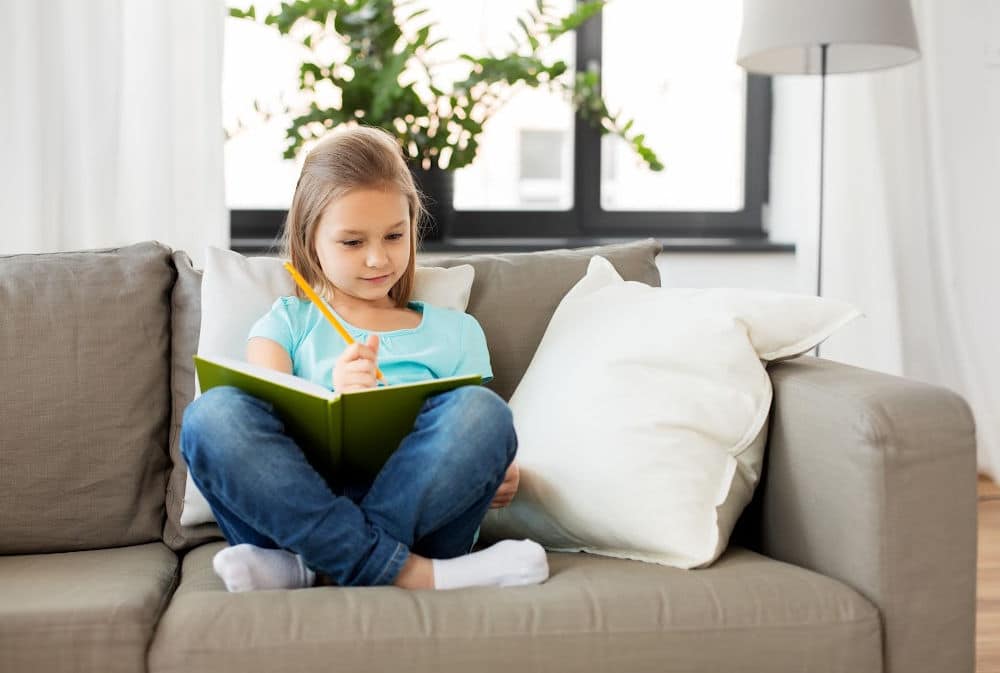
163;250;224;551
162;238;662;550
0;242;174;553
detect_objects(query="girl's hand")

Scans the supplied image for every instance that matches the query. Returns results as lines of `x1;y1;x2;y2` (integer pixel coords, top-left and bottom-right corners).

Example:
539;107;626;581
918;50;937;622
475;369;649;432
490;461;519;509
333;334;380;392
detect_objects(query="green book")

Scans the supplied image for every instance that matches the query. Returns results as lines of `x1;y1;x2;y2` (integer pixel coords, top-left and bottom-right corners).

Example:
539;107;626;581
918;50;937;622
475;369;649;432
192;354;481;484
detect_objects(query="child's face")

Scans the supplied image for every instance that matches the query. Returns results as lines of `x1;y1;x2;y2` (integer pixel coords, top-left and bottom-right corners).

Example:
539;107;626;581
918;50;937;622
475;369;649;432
314;187;412;306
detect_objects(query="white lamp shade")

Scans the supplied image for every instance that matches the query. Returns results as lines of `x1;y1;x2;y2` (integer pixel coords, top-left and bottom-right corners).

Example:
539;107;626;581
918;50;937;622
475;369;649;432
737;0;920;74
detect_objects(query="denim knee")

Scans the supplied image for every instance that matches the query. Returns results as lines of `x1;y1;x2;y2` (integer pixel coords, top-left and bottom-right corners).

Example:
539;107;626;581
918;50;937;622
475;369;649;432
440;386;517;467
180;386;260;478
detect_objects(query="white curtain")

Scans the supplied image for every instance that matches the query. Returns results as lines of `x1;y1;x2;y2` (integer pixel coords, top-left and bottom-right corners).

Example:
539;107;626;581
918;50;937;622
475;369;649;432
774;0;1000;478
0;0;228;267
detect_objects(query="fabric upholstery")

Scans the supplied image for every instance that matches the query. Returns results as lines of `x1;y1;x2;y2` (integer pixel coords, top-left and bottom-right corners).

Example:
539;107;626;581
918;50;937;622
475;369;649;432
763;356;978;673
0;542;179;673
148;541;881;673
163;250;224;551
0;241;173;553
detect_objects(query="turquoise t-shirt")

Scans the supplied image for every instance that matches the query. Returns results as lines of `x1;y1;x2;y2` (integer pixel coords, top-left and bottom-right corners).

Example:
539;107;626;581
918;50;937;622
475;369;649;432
246;297;494;391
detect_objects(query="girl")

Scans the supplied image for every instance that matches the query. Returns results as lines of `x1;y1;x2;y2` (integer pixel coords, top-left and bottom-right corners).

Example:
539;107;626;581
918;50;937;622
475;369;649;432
180;126;548;591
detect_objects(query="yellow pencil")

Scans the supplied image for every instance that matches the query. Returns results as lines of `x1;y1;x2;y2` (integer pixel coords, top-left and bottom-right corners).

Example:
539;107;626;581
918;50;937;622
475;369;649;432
283;262;386;383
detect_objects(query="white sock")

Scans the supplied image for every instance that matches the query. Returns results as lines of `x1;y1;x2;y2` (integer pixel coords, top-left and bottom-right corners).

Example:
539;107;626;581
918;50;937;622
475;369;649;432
431;539;549;590
212;543;316;592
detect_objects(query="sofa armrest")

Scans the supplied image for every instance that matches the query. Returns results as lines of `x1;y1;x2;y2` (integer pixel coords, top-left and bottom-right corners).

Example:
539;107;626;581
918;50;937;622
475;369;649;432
762;356;977;673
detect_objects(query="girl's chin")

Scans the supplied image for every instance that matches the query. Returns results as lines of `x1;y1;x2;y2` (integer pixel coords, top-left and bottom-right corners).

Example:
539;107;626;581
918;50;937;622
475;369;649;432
353;281;396;300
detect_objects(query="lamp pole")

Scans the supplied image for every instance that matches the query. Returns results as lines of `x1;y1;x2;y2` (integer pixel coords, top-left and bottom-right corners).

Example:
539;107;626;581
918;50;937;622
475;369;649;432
815;42;828;357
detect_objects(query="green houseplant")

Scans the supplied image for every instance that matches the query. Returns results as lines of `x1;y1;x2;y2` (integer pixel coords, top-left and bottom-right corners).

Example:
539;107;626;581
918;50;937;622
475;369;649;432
230;0;662;237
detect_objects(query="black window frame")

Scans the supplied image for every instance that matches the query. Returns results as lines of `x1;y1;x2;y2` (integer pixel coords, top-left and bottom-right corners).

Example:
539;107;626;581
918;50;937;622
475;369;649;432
231;5;774;253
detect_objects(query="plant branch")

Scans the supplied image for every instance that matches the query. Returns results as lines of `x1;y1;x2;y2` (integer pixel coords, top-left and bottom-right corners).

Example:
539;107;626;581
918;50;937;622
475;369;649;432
228;0;662;172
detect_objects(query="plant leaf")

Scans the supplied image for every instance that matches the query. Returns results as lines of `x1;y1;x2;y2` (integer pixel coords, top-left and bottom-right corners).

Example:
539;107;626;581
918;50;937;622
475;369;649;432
545;0;605;39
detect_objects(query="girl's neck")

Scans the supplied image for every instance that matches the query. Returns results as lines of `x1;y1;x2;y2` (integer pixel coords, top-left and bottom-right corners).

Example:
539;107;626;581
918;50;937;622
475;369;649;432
323;291;421;333
325;291;396;318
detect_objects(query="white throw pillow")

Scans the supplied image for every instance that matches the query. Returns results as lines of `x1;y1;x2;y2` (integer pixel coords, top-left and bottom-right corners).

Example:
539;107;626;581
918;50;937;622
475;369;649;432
481;255;861;568
180;246;476;526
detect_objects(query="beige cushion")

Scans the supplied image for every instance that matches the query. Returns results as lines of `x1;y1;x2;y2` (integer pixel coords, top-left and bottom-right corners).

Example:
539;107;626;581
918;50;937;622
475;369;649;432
0;542;178;673
162;239;662;550
0;241;173;553
148;541;881;673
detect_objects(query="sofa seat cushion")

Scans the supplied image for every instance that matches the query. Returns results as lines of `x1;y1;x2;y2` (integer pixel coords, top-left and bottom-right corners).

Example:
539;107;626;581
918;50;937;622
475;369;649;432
148;542;881;673
0;542;179;673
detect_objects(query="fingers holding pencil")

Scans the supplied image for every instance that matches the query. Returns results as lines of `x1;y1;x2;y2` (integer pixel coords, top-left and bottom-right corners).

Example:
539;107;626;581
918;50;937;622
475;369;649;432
283;261;386;383
333;334;381;392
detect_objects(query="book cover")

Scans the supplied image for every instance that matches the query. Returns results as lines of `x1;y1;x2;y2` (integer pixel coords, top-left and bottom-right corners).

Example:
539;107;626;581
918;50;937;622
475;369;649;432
192;354;482;482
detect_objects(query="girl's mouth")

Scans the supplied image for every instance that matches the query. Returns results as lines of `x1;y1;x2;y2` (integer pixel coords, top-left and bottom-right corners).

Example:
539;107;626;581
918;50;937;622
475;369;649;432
362;274;391;283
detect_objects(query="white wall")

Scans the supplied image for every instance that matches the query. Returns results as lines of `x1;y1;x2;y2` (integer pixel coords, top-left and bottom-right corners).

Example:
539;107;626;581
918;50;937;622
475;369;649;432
655;252;798;292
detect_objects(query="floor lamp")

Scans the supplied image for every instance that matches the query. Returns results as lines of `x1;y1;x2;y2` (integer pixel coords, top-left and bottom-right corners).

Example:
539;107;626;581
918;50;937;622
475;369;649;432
736;0;921;357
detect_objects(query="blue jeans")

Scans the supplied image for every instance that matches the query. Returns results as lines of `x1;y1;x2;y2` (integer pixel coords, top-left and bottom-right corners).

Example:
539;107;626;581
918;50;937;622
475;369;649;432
180;385;516;587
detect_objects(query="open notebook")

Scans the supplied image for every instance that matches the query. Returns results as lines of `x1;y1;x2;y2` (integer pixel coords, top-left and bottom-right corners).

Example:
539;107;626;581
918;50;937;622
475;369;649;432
193;355;482;483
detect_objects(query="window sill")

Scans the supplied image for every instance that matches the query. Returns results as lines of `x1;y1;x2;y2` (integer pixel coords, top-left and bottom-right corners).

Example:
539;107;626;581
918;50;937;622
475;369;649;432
416;236;795;254
230;235;795;256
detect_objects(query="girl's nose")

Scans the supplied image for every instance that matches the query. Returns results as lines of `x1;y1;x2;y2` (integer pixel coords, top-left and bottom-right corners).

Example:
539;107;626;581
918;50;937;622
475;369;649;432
366;246;387;267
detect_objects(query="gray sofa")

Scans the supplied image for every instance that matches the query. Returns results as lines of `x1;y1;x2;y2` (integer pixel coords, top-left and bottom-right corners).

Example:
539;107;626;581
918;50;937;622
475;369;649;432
0;240;977;673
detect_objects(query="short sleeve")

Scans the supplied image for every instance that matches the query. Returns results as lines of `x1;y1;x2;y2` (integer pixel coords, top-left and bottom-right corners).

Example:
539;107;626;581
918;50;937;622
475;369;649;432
453;314;494;383
247;297;297;355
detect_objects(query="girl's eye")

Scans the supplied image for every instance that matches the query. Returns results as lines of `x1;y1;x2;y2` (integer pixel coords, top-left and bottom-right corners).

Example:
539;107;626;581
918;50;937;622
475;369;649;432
341;233;402;247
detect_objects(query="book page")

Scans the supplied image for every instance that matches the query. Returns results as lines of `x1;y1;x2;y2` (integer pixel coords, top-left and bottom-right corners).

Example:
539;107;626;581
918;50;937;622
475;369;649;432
344;374;482;398
198;354;337;401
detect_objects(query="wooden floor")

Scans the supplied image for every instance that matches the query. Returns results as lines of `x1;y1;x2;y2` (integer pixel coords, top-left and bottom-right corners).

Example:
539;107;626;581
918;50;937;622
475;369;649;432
979;474;1000;672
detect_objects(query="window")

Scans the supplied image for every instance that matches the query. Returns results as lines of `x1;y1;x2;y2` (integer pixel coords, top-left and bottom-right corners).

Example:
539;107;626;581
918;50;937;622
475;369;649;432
225;0;771;251
517;129;568;208
600;0;746;212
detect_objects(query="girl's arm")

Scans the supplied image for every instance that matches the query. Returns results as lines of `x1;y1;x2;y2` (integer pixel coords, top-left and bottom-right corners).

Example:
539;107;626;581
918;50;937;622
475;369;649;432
246;336;293;375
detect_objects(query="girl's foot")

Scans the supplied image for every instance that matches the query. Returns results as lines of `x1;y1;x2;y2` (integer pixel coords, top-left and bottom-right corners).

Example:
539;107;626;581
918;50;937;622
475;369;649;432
212;543;316;592
431;539;549;590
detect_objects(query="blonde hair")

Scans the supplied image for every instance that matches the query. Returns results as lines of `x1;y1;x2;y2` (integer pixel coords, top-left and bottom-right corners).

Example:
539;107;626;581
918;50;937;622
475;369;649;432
280;125;426;308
